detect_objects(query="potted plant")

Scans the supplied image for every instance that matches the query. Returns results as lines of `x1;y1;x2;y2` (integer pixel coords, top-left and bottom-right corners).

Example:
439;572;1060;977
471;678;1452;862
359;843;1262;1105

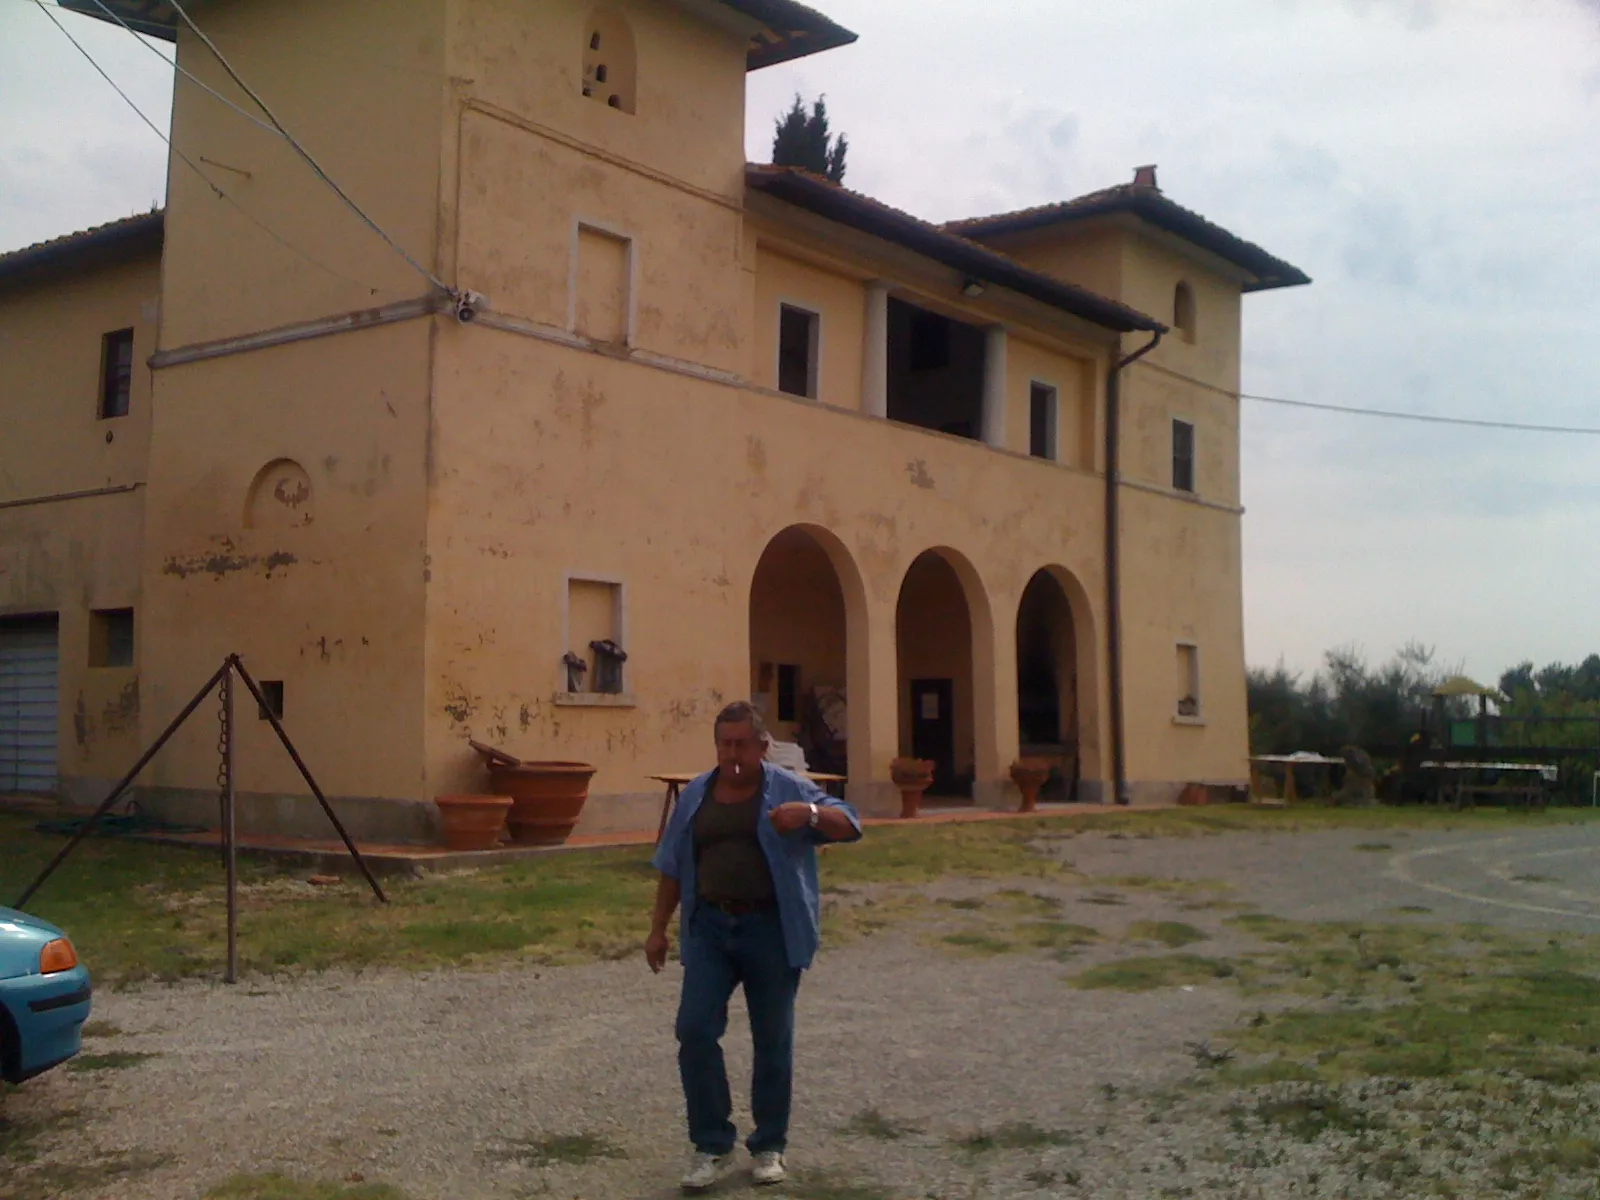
1009;757;1052;813
434;794;513;851
889;756;936;819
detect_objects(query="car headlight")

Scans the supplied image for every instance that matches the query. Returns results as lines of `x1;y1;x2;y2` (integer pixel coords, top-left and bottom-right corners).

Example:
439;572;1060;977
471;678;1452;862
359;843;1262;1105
40;938;79;974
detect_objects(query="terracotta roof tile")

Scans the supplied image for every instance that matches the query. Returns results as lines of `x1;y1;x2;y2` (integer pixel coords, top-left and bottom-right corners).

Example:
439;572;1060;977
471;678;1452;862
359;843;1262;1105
0;209;164;284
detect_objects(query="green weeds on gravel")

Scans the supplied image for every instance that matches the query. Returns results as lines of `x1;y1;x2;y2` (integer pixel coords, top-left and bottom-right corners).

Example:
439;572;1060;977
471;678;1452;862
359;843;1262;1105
955;1121;1076;1152
1072;954;1237;990
492;1131;626;1167
1124;920;1208;948
839;1107;921;1140
68;1049;160;1072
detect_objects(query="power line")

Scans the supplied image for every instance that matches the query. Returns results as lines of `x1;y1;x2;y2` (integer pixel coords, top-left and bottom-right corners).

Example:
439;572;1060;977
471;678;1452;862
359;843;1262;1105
77;0;282;137
31;0;375;293
1137;358;1600;436
167;0;452;296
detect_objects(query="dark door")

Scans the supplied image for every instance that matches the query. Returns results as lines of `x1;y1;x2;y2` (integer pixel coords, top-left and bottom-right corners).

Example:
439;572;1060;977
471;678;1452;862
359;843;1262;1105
910;678;956;794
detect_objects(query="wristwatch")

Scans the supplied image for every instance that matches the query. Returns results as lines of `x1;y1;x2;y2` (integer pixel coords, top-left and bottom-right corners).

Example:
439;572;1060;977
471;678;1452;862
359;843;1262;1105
807;801;820;828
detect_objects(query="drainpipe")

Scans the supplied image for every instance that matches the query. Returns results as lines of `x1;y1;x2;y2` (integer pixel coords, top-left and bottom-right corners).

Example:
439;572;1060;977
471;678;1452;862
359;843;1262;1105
1105;330;1163;805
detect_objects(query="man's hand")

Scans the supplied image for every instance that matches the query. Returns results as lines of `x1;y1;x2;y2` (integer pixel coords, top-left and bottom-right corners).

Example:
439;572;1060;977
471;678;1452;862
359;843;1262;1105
768;801;814;834
645;928;671;973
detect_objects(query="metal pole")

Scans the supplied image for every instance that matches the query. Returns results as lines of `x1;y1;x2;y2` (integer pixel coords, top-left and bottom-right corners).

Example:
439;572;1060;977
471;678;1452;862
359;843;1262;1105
230;658;388;903
15;660;232;910
223;664;238;984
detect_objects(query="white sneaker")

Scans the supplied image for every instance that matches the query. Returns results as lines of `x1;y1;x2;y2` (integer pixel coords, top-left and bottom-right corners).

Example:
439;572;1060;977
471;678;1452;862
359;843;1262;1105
751;1150;787;1185
681;1151;733;1192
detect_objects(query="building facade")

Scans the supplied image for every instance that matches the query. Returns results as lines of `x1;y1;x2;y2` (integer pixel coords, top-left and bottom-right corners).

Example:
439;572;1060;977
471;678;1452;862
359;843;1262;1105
0;0;1306;840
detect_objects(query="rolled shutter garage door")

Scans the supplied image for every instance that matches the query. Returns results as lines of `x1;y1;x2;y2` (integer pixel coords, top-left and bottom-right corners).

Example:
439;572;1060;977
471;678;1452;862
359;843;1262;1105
0;616;59;793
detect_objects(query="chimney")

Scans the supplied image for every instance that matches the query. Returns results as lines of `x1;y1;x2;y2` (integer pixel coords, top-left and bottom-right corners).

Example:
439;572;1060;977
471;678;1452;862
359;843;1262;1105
1132;164;1159;189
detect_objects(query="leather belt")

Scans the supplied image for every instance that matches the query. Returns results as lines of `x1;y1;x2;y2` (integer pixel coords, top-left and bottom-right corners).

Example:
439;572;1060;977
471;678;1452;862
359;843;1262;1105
702;897;776;916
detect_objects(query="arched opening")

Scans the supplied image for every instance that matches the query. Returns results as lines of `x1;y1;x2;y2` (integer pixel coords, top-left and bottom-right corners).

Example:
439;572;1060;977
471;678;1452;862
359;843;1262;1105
896;549;979;798
582;7;636;114
1017;569;1080;801
748;526;858;777
1173;281;1196;344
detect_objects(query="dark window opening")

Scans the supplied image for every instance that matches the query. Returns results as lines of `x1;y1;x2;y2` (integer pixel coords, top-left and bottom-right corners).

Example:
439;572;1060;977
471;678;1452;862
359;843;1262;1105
778;304;819;398
1029;383;1056;460
1172;419;1195;493
100;328;133;419
595;64;608;82
590;32;601;49
257;680;285;721
776;664;800;722
88;608;134;668
887;298;986;440
1174;282;1196;343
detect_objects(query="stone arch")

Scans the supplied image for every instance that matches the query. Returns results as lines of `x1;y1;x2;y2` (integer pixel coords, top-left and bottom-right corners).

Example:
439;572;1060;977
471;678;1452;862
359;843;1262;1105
748;524;870;781
894;546;998;797
244;458;314;531
1016;564;1101;800
582;7;637;113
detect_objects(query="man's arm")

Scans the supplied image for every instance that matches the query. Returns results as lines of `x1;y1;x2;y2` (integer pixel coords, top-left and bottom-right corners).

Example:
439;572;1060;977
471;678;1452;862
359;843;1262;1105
769;777;863;842
644;872;682;973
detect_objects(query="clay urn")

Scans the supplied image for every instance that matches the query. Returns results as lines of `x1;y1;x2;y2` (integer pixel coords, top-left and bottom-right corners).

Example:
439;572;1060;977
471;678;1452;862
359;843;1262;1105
434;794;513;852
486;761;599;845
1009;757;1052;814
889;756;936;820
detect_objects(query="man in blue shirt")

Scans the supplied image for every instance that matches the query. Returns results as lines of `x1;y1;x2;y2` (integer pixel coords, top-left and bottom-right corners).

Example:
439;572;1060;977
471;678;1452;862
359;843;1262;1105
647;700;862;1191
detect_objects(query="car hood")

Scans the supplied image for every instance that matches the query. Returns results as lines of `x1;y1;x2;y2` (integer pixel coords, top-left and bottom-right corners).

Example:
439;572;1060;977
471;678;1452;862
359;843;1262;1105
0;906;67;980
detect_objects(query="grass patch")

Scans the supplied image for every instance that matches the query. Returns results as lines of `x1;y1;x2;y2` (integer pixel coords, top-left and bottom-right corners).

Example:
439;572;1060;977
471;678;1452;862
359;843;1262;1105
493;1131;625;1167
68;1050;159;1072
1079;891;1127;906
839;1107;920;1140
1251;1087;1382;1140
1125;920;1208;948
1071;954;1236;991
1511;873;1558;884
1390;905;1432;914
0;1100;82;1165
939;932;1013;956
204;1175;412;1200
1353;842;1393;852
6;1151;172;1200
955;1121;1076;1152
937;896;985;910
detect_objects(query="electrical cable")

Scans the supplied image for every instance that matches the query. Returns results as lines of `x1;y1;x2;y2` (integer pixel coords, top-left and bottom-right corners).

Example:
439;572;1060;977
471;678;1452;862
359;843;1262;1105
1136;358;1600;436
166;0;453;295
31;0;376;293
78;0;282;137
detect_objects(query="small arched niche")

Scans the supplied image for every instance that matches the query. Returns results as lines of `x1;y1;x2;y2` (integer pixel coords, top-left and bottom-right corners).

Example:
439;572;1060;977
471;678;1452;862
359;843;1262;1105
1173;281;1197;344
245;459;314;531
582;8;637;114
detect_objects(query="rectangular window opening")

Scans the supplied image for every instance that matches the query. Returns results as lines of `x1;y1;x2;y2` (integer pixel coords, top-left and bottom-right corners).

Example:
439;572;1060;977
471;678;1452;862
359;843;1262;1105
573;225;631;344
100;329;134;419
777;304;820;399
88;608;134;668
886;298;986;441
567;578;624;693
1176;643;1200;718
1172;418;1195;493
1029;382;1057;460
257;680;285;721
776;664;800;722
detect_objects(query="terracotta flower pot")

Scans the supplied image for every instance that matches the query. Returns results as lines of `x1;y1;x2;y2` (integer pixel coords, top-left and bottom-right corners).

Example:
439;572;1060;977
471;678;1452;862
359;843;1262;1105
889;756;936;820
434;793;513;851
1010;757;1052;813
487;761;598;845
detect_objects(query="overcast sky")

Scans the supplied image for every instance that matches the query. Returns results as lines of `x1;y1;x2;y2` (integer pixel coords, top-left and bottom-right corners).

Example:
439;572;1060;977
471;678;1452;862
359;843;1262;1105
3;0;1597;688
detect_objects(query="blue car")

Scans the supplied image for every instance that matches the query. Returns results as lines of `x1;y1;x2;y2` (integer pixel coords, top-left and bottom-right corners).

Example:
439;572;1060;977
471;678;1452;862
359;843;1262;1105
0;906;92;1083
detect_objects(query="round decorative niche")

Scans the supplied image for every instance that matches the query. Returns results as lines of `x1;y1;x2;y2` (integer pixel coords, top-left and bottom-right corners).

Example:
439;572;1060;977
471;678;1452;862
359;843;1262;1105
245;459;314;530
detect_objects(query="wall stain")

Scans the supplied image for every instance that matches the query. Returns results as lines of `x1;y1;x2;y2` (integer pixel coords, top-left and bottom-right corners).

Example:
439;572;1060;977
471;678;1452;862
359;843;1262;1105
102;680;138;734
518;703;533;732
163;548;298;580
73;695;90;749
442;682;479;725
907;459;936;489
746;435;767;478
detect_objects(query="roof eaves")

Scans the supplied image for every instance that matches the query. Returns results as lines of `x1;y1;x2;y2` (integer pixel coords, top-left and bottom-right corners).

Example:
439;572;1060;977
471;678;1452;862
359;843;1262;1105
0;210;165;286
746;166;1165;335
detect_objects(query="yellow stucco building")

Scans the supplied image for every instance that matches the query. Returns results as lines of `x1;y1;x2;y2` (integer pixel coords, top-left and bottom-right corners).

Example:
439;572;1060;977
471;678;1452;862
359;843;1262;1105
0;0;1307;841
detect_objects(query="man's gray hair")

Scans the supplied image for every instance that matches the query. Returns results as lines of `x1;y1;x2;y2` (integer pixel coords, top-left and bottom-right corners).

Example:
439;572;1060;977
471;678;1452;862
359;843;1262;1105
714;700;767;739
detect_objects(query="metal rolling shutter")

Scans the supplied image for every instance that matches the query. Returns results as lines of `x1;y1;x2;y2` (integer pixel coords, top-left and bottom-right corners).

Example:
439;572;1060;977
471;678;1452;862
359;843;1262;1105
0;617;59;793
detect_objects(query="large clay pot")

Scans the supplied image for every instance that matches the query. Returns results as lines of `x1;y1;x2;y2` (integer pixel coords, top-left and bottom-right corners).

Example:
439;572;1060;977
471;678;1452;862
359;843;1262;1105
889;757;935;820
434;794;513;851
487;762;598;845
1010;757;1052;813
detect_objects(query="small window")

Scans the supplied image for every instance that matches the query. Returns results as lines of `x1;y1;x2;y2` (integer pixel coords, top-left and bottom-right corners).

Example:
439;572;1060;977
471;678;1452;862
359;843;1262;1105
1029;382;1057;460
1176;643;1200;718
88;608;134;668
777;304;820;398
581;8;636;113
1174;282;1196;344
257;680;285;721
776;664;800;722
567;578;624;693
100;328;134;419
1172;419;1195;493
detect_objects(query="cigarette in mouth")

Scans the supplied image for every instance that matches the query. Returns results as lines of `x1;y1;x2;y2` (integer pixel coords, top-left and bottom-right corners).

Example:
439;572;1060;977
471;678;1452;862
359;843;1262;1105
732;764;742;777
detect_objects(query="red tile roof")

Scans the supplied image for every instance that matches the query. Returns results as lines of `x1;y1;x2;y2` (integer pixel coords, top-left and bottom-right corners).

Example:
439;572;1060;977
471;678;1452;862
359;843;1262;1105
0;209;164;286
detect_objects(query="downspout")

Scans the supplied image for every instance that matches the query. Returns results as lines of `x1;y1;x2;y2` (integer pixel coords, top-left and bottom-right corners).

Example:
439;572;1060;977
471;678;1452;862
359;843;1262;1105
1105;331;1163;805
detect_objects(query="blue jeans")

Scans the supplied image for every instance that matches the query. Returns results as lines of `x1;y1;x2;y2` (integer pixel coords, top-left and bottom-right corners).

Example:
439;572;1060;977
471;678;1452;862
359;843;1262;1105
675;904;802;1156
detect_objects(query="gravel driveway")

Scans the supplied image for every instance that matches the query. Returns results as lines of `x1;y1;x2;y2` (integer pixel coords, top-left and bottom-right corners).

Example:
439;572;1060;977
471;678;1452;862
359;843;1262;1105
7;820;1600;1199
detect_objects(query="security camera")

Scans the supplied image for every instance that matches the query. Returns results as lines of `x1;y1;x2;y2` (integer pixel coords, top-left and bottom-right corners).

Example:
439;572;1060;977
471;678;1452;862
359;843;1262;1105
453;290;486;324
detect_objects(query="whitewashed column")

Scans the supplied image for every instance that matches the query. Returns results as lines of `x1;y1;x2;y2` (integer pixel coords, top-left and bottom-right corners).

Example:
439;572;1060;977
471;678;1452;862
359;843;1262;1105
982;324;1008;448
861;282;889;418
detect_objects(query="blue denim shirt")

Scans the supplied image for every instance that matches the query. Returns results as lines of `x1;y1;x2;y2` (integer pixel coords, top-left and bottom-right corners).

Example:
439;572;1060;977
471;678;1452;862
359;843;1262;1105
652;764;862;970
